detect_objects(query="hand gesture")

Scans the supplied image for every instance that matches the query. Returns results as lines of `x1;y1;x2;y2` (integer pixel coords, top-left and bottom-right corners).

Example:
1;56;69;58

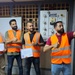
0;49;6;53
12;37;17;42
53;42;59;48
3;49;6;52
32;42;38;46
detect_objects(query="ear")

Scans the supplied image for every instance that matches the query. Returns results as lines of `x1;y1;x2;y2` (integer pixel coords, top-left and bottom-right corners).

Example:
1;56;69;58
73;32;75;37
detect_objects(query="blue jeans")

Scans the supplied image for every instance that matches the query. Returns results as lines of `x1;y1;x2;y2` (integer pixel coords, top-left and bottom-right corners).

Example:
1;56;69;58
24;57;40;75
51;64;71;75
7;54;23;75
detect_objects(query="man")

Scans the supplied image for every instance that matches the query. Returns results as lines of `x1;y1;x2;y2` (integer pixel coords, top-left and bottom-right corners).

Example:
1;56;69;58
43;21;75;75
5;19;23;75
22;21;44;75
0;33;6;75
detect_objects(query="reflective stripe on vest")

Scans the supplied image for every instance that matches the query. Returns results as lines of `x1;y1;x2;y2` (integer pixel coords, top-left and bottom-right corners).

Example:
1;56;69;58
52;46;70;52
25;44;39;46
51;54;71;58
32;50;40;53
25;44;33;46
6;46;21;48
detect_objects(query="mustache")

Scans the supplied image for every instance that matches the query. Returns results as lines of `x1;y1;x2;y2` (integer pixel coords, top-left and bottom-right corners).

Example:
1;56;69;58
14;26;17;27
12;26;17;30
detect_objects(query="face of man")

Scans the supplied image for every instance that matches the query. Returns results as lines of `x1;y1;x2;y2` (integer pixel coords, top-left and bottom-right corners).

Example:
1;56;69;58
55;22;64;34
10;21;18;30
27;22;34;32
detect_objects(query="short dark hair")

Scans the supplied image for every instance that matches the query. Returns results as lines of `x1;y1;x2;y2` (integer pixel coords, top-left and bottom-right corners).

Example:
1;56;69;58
26;21;33;26
54;21;63;28
9;19;16;25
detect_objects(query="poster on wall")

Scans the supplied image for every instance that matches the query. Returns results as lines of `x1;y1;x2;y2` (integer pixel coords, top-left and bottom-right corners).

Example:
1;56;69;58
40;10;68;41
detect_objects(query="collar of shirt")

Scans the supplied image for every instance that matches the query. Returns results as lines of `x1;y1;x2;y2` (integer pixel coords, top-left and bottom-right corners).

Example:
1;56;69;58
56;33;64;37
55;33;63;44
28;31;36;34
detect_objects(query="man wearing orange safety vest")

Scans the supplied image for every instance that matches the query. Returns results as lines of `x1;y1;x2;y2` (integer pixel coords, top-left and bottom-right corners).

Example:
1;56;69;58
0;33;6;75
22;21;44;75
5;19;23;75
43;21;75;75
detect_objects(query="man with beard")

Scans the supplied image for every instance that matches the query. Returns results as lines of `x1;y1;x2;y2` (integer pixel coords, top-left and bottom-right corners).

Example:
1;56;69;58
22;21;44;75
43;21;74;75
5;19;23;75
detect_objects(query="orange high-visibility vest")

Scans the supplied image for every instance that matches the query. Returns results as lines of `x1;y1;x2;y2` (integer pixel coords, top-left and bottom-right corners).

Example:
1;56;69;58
0;35;4;54
6;30;21;53
24;32;41;57
50;33;71;64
